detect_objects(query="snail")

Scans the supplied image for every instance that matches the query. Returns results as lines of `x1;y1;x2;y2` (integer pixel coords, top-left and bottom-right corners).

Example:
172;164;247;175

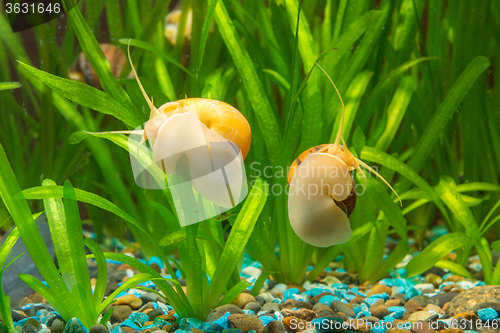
68;43;127;90
95;42;251;209
287;63;401;248
164;4;193;46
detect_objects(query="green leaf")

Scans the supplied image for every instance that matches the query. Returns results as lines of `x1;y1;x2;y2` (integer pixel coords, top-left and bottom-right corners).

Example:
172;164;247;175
42;180;73;291
61;0;138;114
0;227;20;270
435;178;480;239
68;131;167;192
214;1;281;162
100;273;157;312
360;146;450;223
118;38;195;79
360;176;409;282
207;178;268;307
352;127;366;157
17;62;139;128
99;307;114;326
0;82;21;91
0;288;15;333
492;240;500;252
218;280;250;306
456;183;500;193
23;185;151;238
406;233;472;278
358;57;434;131
18;273;74;320
250;271;275;296
0;144;74;320
198;0;218;71
61;180;96;328
95;252;192;317
84;238;107;312
375;76;416;151
405;56;491;182
434;260;473;279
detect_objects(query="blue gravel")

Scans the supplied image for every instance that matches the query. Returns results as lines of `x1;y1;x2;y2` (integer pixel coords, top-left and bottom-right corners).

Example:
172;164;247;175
478;308;498;321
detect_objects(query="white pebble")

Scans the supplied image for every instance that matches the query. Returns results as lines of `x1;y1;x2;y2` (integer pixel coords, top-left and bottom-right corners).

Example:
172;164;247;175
242;266;262;277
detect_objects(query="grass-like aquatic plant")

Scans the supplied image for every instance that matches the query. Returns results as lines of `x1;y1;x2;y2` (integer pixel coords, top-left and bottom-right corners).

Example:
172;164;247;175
0;143;158;328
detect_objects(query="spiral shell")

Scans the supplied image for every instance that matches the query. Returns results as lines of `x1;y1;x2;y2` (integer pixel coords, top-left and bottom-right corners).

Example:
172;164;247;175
68;43;126;89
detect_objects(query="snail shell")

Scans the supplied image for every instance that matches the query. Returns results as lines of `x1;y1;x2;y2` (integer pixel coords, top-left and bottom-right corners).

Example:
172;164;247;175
288;144;357;217
140;98;251;209
68;43;126;89
164;7;193;45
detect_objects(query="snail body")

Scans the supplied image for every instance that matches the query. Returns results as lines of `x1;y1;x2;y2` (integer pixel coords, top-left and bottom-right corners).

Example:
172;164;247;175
68;43;126;89
287;63;401;248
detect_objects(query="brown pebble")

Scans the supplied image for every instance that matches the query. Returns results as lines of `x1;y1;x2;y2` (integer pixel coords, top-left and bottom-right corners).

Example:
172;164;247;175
159;313;177;322
262;320;286;333
386;299;403;307
111;304;133;322
443;302;450;311
350;295;365;304
445;275;464;283
117;263;134;270
114;294;142;309
371;305;390;319
369;299;385;311
228;314;265;333
423;303;445;315
439;330;465;333
280;299;313;310
192;328;204;333
386;329;412;333
411;321;437;333
452;312;480;330
446;286;500;317
368;284;393;297
162;324;174;332
405;300;423;314
442;284;463;293
283;316;308;332
139;302;155;312
281;309;317;321
150;262;162;273
425;273;443;288
231;293;257;309
287;283;306;293
315;308;335;318
312;292;335;303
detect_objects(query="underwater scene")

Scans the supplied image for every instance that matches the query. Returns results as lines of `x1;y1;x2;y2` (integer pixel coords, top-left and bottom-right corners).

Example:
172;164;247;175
0;0;500;332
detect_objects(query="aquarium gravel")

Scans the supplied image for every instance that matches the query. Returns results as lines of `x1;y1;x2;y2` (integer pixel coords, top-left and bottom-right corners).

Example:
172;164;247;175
8;233;500;333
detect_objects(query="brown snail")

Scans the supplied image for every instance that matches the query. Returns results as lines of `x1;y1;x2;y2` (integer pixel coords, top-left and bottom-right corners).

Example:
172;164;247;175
287;63;401;248
68;43;127;90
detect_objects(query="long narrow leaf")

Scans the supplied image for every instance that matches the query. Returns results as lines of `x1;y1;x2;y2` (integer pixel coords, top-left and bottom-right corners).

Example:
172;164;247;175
17;62;139;128
208;178;268;307
214;1;281;162
406;233;472;277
